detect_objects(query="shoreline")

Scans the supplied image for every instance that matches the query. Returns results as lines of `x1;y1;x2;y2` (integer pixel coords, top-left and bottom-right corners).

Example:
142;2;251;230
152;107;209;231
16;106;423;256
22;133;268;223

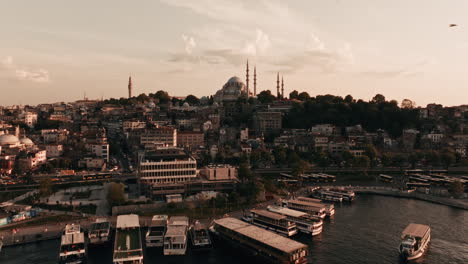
351;187;468;210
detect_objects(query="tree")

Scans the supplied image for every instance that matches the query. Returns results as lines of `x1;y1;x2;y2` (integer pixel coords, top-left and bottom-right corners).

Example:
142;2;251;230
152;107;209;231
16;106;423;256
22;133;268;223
39;179;53;197
449;180;465;198
136;93;150;102
401;99;416;109
371;94;386;104
441;152;456;169
272;147;287;166
154;90;170;104
364;145;378;167
185;95;200;105
297;92;310;101
107;182;125;206
238;162;253;183
257;90;276;104
342;151;354;167
344;95;354;103
353;155;370;168
289;90;299;100
292;160;309;179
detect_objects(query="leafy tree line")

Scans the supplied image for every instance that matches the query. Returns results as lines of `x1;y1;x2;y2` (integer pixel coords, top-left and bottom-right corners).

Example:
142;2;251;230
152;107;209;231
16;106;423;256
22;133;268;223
283;94;421;137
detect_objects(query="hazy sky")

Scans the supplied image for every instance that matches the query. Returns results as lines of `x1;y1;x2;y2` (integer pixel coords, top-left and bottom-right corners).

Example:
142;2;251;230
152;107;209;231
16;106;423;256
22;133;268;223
1;0;468;106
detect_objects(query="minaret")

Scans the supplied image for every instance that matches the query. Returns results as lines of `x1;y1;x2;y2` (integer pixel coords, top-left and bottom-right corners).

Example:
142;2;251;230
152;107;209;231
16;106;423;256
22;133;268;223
128;76;132;98
281;76;284;99
276;72;280;98
253;66;257;96
246;60;250;96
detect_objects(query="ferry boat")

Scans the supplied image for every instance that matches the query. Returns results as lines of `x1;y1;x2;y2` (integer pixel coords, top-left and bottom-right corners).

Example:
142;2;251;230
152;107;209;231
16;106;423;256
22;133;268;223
312;190;343;202
59;224;87;264
145;215;168;247
297;196;335;217
164;216;189;255
247;209;298;237
281;199;327;219
399;223;431;260
189;220;213;251
328;188;356;202
88;218;111;245
267;205;323;236
113;214;143;264
379;174;393;183
211;217;308;264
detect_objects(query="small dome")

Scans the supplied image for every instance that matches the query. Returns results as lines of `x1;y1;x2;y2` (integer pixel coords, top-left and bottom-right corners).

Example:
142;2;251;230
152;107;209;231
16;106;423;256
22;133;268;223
182;102;190;108
20;137;34;146
0;134;20;145
227;76;244;83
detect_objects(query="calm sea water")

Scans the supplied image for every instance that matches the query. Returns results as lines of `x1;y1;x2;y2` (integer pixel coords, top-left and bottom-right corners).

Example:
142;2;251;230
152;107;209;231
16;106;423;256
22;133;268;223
1;195;467;264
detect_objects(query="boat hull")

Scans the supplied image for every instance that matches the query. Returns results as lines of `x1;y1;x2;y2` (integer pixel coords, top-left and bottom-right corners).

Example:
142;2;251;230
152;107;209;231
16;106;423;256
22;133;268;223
400;235;430;260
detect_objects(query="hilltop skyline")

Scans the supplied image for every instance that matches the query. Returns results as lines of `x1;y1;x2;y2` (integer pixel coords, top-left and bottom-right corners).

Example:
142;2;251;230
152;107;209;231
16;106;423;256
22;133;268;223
2;0;468;106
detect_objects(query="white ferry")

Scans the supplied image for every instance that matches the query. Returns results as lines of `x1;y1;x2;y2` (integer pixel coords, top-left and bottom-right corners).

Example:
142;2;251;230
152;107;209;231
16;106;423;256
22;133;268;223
313;190;344;202
88;218;111;245
59;224;87;264
248;209;298;237
164;216;189;255
281;199;327;219
267;205;323;236
297;196;335;217
399;223;431;260
328;188;356;202
145;215;168;247
113;214;143;264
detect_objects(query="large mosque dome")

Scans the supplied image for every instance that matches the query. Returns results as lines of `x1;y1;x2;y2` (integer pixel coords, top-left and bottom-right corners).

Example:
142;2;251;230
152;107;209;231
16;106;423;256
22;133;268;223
0;134;21;147
214;76;248;103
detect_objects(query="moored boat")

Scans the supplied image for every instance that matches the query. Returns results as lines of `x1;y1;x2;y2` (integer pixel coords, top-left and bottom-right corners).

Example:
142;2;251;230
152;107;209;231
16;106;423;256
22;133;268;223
211;217;308;264
164;216;189;255
145;215;168;248
297;196;335;217
88;218;111;246
399;223;431;260
113;214;143;264
267;205;323;236
189;220;213;251
59;224;87;264
281;199;327;219
247;209;298;237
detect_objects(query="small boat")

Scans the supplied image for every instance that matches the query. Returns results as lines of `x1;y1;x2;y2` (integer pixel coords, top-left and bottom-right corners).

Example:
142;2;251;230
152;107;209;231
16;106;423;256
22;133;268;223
189;220;213;251
88;218;111;246
164;216;189;255
146;215;168;247
59;224;88;264
399;223;431;260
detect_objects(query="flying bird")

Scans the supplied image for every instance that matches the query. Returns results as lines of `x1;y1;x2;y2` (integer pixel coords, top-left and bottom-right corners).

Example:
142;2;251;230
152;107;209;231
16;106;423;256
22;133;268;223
449;24;458;27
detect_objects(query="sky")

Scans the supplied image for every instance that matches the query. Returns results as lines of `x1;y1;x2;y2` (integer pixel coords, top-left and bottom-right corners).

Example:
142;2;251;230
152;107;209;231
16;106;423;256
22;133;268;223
1;0;468;106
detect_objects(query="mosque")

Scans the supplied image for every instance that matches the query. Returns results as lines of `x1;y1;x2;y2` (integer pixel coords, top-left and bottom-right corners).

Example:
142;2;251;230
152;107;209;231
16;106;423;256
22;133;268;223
213;61;286;117
0;126;35;151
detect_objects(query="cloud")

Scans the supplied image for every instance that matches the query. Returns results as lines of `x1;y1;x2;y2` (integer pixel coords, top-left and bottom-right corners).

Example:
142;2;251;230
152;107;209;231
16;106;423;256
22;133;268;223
306;33;325;51
242;29;271;56
15;69;50;83
0;56;50;83
182;34;196;54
